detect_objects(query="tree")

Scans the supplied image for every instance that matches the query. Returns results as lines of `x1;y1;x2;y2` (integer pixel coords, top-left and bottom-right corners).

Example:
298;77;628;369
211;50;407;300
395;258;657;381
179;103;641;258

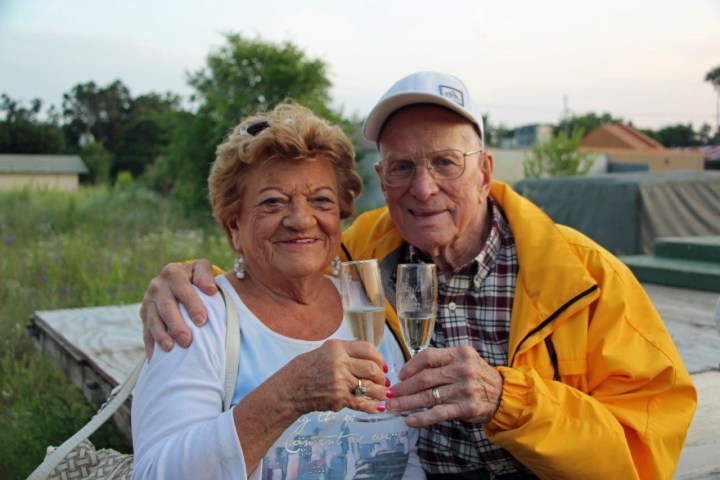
483;114;513;147
114;92;181;178
523;128;595;178
62;80;132;153
163;33;343;212
80;141;112;185
705;65;720;140
696;123;716;145
650;123;699;148
557;112;624;138
188;33;335;128
63;82;184;180
0;94;66;153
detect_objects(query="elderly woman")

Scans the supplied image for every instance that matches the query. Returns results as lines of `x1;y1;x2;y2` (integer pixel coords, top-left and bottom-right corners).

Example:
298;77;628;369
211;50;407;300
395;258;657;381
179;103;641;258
131;103;423;479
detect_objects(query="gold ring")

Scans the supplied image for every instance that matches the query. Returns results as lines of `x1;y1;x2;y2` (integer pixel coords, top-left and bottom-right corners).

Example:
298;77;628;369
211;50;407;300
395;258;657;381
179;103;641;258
355;379;368;396
432;387;442;405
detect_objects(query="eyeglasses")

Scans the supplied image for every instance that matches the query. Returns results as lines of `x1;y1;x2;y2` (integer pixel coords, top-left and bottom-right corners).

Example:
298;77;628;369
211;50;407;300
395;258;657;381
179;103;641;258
377;149;483;187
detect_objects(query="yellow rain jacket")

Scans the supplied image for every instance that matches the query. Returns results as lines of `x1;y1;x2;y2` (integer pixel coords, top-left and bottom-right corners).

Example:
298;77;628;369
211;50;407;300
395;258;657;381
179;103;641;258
340;180;697;479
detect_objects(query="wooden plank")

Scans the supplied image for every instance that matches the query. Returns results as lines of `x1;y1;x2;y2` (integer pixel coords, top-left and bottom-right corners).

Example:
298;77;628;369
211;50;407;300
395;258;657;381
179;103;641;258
674;370;720;479
643;283;719;328
642;283;719;374
32;304;145;383
29;304;145;440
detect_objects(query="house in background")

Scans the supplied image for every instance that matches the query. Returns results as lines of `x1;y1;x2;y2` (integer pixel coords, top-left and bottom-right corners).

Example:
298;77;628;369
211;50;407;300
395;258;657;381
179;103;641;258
500;123;553;149
0;154;89;192
579;124;704;172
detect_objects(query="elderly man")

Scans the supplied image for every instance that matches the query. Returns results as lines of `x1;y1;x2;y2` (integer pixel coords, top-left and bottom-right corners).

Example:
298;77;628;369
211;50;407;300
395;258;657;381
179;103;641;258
141;72;696;479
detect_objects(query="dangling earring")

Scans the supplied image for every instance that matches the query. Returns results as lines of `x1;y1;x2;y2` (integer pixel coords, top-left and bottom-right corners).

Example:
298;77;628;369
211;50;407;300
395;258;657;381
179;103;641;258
331;255;341;276
234;254;245;279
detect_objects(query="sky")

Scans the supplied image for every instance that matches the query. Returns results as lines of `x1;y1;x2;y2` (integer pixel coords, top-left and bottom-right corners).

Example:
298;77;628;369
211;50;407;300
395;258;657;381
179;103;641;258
1;0;719;131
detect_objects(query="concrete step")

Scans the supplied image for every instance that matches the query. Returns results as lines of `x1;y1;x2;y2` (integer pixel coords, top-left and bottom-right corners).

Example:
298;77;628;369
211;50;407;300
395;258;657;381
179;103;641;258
654;236;720;263
621;255;720;292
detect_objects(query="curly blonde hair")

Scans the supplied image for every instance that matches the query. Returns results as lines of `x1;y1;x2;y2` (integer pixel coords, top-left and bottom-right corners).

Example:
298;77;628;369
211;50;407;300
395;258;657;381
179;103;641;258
209;102;363;245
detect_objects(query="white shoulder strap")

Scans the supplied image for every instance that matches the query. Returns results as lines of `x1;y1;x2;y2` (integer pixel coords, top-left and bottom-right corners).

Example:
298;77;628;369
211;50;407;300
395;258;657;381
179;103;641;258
218;280;240;411
28;282;240;480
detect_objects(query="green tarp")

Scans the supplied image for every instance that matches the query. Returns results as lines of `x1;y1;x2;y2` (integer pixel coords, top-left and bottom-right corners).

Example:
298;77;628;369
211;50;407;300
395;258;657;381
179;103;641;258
515;171;720;255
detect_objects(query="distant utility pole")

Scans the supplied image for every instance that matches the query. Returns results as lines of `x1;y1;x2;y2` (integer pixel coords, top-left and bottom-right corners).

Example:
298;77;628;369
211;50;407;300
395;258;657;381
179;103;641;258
704;66;720;141
563;95;570;136
716;90;719;138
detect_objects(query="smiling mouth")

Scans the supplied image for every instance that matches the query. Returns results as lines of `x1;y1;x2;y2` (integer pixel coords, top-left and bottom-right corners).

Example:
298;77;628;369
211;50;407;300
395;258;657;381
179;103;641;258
282;237;318;244
408;208;443;218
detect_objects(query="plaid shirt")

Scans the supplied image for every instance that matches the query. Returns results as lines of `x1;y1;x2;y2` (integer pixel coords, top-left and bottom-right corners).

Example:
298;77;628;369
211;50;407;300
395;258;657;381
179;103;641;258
400;198;530;476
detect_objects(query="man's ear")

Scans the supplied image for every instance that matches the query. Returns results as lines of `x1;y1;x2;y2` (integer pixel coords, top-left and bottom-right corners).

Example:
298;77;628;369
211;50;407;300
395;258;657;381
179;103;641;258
483;151;494;176
480;152;494;193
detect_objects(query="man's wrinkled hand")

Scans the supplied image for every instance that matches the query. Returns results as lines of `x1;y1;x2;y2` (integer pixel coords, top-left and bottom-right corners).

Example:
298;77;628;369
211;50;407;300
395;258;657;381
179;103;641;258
139;259;216;359
385;346;503;427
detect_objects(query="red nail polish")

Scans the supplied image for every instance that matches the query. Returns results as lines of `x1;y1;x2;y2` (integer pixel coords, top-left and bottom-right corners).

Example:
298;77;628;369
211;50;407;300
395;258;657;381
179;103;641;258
385;377;391;387
383;363;389;373
377;403;387;412
386;389;395;398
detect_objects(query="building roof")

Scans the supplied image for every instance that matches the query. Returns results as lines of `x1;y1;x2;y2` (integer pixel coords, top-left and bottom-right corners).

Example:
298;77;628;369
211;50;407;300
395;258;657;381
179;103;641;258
581;124;666;151
0;154;89;174
702;145;720;161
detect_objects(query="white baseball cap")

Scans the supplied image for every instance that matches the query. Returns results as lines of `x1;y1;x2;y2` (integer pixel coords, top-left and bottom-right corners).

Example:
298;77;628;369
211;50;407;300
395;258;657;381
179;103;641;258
363;71;484;142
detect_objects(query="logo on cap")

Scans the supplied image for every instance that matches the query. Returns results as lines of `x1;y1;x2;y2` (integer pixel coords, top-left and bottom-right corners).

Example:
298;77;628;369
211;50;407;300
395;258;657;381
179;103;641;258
438;85;464;107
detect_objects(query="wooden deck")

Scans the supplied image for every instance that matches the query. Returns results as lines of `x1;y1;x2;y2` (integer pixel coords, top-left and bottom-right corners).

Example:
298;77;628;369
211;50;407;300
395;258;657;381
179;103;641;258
27;284;720;478
28;303;144;441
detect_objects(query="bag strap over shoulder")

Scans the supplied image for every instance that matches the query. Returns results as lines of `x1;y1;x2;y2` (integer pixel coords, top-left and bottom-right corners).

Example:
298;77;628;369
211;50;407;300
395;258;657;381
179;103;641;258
217;280;240;411
27;281;240;480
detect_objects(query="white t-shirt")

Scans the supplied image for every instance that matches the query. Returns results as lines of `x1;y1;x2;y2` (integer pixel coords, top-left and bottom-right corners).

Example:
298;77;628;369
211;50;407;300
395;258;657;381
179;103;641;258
132;275;424;480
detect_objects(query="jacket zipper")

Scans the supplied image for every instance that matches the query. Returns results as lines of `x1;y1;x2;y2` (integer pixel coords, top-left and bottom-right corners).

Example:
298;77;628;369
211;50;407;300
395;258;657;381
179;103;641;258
509;284;599;376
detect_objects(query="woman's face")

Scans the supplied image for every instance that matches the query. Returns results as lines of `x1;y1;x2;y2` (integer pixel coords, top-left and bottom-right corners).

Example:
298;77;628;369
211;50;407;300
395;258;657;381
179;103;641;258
228;157;342;281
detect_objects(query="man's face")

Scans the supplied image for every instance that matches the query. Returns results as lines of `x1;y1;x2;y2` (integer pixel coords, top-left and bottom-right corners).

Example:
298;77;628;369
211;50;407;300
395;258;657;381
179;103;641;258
376;105;493;262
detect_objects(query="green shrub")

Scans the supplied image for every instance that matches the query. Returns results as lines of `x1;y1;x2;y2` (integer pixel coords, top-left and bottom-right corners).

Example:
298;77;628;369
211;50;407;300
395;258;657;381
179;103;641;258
523;128;595;178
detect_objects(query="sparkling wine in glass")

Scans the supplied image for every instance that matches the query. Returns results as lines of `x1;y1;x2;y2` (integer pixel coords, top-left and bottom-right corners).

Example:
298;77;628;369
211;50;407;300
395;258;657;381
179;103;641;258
340;259;394;422
396;263;438;415
396;264;438;357
340;259;386;348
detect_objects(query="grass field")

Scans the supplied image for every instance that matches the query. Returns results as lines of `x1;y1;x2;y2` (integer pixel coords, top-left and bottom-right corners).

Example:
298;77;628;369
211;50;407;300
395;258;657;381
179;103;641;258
0;184;235;479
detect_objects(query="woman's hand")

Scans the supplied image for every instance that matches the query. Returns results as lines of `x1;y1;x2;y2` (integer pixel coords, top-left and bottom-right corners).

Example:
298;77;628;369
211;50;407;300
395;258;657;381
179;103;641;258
140;259;216;358
260;339;390;416
233;339;390;471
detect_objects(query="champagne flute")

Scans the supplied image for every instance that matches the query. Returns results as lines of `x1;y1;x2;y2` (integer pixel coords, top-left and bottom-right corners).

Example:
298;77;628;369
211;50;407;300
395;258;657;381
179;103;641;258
396;263;438;414
396;264;438;357
339;259;394;422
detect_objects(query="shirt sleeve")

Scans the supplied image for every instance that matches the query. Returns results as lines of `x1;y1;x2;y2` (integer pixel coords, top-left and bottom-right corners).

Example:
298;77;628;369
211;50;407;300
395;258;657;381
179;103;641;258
131;288;248;480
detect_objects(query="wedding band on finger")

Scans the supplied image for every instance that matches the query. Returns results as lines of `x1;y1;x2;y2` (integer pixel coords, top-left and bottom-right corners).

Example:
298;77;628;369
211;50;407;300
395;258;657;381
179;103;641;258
432;387;442;406
354;379;368;396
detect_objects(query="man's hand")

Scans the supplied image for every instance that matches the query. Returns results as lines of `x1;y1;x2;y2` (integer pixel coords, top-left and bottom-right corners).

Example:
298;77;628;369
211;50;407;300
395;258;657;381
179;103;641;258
140;259;217;359
385;346;503;427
